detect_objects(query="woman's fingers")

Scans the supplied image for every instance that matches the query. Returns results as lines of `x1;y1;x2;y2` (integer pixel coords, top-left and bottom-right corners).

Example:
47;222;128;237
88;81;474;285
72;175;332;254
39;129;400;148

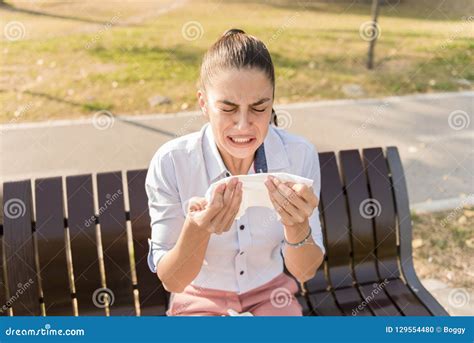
208;183;226;210
187;197;208;212
272;178;314;218
265;177;305;224
219;181;243;232
222;178;238;206
291;183;319;208
201;183;226;231
265;178;299;223
212;179;242;234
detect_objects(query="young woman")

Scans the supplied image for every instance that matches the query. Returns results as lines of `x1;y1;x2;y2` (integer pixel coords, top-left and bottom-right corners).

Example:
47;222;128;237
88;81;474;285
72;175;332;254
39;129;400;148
146;29;325;316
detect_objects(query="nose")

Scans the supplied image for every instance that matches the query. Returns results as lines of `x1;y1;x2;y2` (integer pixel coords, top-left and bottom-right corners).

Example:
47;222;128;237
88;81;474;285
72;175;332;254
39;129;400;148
236;110;251;131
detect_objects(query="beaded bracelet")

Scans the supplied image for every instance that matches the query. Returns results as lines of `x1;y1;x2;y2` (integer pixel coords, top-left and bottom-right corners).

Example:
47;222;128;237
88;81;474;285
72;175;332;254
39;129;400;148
284;226;312;248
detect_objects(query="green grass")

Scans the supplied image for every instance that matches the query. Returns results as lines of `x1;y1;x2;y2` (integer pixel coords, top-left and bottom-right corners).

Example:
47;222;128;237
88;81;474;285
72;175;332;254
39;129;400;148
413;207;474;289
1;0;472;123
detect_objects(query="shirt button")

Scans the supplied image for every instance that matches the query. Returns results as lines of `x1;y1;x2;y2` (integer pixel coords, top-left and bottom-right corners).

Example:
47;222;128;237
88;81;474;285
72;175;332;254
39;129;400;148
240;270;245;275
240;251;244;255
225;172;230;177
239;225;245;230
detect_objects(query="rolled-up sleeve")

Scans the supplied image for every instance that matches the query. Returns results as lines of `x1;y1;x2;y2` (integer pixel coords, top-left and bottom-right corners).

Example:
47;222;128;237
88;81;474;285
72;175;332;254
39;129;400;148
145;149;185;274
305;145;326;255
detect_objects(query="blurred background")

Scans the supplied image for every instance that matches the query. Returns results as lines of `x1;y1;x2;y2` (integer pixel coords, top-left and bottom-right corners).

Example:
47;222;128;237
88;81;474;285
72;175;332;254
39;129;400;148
0;0;473;315
0;0;472;121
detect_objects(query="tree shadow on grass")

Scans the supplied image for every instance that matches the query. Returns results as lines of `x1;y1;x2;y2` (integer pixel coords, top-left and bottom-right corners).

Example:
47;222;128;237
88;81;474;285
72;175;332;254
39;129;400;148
0;2;131;26
17;89;176;137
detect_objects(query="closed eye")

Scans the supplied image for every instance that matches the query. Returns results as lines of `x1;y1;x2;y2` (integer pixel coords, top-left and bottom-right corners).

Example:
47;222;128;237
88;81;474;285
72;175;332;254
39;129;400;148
220;108;236;113
252;107;267;113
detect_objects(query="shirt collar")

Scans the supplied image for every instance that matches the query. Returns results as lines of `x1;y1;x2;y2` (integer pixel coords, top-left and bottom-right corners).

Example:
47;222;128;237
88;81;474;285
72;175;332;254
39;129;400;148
202;123;290;183
202;123;228;182
263;125;291;171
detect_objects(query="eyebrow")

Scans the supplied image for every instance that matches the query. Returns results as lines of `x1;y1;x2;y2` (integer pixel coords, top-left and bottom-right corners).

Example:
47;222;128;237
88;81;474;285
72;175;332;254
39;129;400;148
217;98;271;107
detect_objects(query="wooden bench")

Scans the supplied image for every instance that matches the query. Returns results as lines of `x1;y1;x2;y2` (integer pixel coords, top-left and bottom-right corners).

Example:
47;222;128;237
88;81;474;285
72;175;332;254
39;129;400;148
0;146;448;316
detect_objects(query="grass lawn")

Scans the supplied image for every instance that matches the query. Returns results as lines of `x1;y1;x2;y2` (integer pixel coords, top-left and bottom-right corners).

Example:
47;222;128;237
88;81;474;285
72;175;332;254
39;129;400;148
1;0;472;123
413;206;473;290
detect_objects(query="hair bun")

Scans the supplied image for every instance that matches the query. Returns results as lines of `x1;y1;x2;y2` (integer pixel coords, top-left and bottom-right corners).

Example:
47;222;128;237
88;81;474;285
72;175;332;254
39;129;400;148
223;28;246;37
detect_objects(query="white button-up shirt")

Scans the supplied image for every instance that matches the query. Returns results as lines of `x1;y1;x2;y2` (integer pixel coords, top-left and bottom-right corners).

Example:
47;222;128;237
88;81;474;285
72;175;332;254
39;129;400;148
146;122;325;294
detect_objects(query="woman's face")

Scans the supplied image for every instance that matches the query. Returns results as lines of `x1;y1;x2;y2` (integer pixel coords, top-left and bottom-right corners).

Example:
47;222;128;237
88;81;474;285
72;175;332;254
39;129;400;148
198;68;273;160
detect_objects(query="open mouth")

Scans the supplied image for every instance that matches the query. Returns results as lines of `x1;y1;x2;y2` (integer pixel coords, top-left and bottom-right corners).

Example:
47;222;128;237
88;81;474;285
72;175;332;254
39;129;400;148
227;136;256;147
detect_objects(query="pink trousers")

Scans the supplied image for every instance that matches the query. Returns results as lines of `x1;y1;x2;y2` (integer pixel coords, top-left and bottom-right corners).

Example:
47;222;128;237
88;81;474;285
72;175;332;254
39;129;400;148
167;273;303;316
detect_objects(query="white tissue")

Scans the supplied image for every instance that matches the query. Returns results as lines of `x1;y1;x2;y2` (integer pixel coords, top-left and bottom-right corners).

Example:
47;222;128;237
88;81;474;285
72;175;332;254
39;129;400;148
205;172;313;219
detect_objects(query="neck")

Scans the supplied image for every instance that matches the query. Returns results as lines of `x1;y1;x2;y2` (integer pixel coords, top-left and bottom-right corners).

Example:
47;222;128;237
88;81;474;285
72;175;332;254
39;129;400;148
218;147;254;176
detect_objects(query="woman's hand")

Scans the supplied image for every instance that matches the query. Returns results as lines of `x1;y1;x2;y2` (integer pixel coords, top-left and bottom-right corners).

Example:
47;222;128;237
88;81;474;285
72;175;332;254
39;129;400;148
264;176;319;229
186;178;243;235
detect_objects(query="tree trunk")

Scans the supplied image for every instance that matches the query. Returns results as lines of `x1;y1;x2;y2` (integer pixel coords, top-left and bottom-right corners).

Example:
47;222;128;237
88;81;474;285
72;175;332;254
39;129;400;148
367;0;381;69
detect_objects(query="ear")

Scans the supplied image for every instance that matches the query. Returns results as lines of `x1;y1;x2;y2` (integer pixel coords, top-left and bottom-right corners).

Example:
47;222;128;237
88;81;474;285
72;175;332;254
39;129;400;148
197;89;208;118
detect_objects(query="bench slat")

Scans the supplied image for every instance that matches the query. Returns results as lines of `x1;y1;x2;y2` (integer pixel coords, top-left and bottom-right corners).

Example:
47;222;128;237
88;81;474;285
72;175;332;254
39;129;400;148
339;149;403;315
318;152;387;315
339;150;379;284
96;171;135;315
3;180;40;315
308;292;343;316
66;174;103;315
127;169;168;316
324;149;402;315
386;147;448;316
362;148;400;280
359;283;400;316
35;177;73;315
362;149;430;314
384;279;430;316
334;287;373;316
0;226;6;316
304;212;330;293
295;295;312;316
318;152;353;288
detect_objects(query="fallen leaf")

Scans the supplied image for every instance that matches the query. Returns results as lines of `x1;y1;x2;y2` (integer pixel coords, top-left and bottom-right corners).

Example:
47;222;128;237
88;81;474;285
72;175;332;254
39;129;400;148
466;238;474;249
412;238;424;249
457;215;467;224
463;209;474;218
